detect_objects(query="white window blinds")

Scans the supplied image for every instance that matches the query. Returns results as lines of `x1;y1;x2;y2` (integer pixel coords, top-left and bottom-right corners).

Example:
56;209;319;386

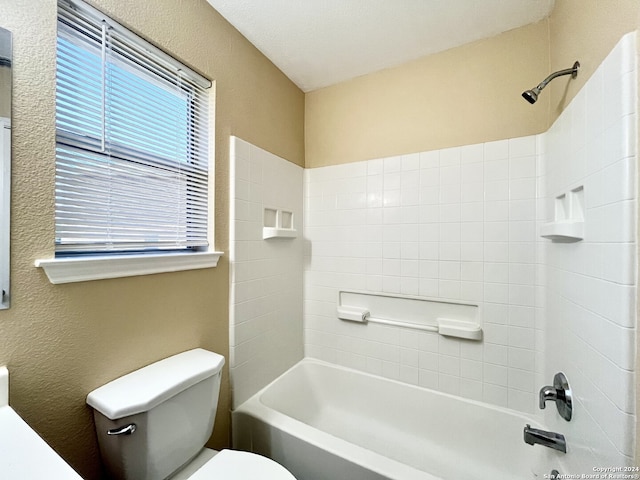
56;0;211;255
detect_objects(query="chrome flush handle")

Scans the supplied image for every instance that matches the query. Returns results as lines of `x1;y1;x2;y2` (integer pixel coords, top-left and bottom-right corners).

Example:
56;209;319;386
107;423;137;436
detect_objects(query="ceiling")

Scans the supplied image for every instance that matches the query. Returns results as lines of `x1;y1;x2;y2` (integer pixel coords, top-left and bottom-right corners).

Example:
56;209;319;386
205;0;555;92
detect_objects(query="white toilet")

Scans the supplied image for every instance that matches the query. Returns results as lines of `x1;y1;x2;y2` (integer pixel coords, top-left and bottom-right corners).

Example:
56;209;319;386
86;348;296;480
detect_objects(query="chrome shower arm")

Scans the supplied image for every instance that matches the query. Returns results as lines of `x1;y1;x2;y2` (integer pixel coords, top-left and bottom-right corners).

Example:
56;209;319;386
535;62;580;90
522;61;580;104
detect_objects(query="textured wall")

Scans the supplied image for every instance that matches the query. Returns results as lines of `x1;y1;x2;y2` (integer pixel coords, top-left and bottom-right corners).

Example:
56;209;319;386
305;21;549;168
0;1;303;479
305;1;640;170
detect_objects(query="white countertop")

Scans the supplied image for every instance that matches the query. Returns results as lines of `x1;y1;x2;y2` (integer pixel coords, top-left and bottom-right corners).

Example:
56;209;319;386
0;367;82;479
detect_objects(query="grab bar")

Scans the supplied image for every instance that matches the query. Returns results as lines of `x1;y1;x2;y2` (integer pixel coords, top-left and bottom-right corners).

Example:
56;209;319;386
366;316;438;332
336;305;482;340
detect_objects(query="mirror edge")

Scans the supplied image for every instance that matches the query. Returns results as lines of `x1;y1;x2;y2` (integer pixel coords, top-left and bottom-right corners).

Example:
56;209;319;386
0;26;11;310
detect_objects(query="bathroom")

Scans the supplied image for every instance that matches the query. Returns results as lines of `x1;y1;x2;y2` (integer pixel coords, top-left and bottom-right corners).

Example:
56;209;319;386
0;0;638;479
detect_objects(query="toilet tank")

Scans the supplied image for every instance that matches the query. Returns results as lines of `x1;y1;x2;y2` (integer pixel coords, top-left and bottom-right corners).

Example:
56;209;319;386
87;349;225;480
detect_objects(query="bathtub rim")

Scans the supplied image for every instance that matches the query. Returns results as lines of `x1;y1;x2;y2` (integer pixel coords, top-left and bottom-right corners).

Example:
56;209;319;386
232;357;543;480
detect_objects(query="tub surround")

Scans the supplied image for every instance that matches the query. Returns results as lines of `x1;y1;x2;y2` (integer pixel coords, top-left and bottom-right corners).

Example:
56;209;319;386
539;32;637;470
304;134;541;413
229;137;305;408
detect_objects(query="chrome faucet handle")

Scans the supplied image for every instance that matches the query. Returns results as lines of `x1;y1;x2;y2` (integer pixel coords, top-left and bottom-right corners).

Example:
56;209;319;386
539;385;558;409
539;372;572;421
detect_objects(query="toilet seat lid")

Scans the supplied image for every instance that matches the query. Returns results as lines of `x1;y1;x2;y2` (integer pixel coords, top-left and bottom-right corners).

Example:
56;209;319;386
189;450;296;480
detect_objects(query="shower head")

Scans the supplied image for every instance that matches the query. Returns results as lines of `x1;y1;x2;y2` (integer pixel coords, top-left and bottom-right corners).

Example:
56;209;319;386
522;61;580;104
522;87;541;104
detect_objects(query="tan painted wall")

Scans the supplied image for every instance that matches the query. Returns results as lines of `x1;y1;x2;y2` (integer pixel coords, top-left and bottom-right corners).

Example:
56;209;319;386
0;1;303;479
305;21;550;168
306;1;640;166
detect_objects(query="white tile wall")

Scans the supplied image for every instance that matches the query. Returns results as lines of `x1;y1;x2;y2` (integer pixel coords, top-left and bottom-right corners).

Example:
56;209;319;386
539;32;637;471
229;137;304;408
304;133;541;413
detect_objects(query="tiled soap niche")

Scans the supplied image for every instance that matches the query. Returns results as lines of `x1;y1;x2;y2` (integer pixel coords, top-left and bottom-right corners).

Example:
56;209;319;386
540;185;585;242
263;207;297;239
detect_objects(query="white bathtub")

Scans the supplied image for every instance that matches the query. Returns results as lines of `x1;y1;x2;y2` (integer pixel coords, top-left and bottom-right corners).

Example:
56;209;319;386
232;359;555;480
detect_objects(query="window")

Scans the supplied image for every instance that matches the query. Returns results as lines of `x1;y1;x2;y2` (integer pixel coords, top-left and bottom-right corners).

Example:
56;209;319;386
37;0;219;283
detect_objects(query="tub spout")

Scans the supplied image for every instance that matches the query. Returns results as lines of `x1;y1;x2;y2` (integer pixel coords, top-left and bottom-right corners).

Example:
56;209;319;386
523;424;566;453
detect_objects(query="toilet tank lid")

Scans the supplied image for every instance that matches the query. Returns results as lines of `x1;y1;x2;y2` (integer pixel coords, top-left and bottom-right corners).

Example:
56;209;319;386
86;349;225;420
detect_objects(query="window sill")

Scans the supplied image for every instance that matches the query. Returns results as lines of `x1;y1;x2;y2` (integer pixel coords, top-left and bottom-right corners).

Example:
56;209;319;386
35;251;223;284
